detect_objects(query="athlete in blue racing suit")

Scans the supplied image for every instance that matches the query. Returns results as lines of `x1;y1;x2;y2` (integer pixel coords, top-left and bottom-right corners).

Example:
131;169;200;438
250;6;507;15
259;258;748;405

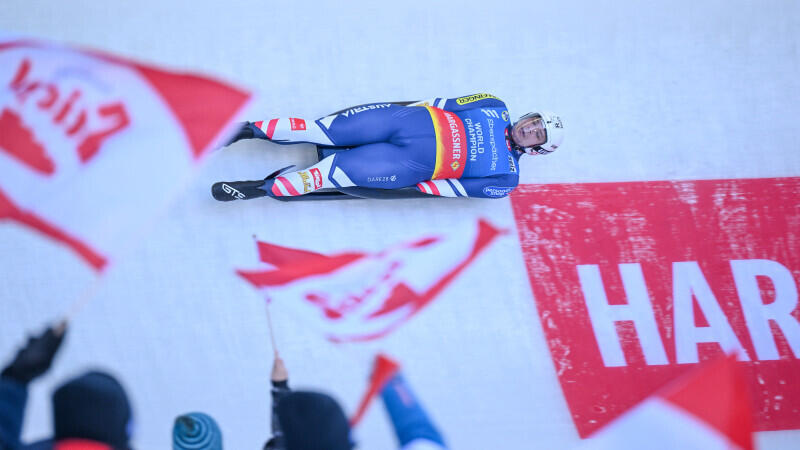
213;93;564;201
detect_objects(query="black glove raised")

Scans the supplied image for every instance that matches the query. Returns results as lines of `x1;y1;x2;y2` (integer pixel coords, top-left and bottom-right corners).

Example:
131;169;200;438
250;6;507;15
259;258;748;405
1;324;67;384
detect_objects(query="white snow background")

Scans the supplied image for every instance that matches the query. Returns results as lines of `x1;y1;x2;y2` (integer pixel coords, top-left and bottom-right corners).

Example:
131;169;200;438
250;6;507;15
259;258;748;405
1;1;799;448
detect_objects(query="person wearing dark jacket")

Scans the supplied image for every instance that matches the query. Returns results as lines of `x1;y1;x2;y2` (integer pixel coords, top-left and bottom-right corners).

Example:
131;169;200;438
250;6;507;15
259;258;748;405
275;391;352;450
266;353;445;450
0;323;133;450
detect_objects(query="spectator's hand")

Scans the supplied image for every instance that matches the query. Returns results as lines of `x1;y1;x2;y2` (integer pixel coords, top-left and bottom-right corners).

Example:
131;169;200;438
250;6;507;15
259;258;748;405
1;322;67;384
271;356;288;382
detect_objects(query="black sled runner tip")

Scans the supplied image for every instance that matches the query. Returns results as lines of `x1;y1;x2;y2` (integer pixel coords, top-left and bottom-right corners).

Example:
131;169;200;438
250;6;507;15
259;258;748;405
212;179;268;201
212;166;296;202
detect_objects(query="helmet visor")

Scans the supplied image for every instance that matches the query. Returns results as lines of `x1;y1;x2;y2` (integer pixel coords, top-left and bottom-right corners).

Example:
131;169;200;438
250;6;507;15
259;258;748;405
511;114;547;149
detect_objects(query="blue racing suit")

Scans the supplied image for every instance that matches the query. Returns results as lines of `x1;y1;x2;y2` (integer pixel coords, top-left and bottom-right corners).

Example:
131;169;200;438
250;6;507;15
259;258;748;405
242;93;522;199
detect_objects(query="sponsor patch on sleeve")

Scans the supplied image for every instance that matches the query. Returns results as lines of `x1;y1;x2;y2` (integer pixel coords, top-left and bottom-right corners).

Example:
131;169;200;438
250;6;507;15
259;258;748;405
455;93;500;105
482;186;514;197
310;168;323;189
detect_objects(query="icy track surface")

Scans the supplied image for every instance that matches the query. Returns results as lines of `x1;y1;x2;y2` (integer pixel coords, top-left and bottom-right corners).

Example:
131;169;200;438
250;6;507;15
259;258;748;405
1;1;799;448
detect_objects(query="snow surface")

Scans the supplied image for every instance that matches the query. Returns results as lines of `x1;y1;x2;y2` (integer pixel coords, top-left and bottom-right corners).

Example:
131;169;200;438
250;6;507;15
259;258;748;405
1;1;799;448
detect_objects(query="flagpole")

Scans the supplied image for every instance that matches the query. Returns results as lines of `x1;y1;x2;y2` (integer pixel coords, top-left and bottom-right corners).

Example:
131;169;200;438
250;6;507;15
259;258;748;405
253;233;280;355
62;274;104;325
265;297;279;355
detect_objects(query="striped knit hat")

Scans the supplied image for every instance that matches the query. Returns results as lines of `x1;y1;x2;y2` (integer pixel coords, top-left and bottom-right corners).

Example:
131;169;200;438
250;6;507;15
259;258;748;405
173;412;223;450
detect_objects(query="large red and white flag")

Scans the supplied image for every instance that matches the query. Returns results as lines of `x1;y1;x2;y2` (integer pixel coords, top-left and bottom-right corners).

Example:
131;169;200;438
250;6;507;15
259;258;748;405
579;354;753;450
237;219;506;342
0;34;252;271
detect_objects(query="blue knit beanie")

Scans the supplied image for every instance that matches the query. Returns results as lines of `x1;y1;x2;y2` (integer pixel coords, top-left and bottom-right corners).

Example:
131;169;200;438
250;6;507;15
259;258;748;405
173;412;223;450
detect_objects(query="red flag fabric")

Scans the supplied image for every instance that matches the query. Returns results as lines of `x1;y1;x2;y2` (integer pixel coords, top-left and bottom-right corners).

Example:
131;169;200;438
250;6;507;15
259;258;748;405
350;353;402;427
579;354;754;450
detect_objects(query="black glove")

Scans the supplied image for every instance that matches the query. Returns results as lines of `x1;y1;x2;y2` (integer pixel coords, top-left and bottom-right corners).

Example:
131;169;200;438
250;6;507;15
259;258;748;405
1;323;67;384
224;121;256;146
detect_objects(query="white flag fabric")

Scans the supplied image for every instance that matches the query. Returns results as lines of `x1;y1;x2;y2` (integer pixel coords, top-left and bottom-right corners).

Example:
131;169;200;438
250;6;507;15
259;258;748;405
237;219;506;342
0;35;252;271
579;354;753;450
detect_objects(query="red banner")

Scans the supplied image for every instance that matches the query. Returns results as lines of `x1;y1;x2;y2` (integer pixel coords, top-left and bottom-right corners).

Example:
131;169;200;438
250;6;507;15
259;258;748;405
510;177;800;437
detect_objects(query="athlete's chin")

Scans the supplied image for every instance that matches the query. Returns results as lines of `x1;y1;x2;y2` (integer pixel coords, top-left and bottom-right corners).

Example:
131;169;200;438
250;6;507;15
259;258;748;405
510;131;523;147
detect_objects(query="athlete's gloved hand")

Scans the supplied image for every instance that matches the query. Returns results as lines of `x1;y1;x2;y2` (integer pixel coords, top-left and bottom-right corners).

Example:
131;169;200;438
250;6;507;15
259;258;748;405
1;322;67;384
224;121;256;146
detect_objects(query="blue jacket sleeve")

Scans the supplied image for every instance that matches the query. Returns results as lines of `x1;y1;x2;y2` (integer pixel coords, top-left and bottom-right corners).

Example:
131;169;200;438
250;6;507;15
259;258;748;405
269;380;291;444
380;374;446;449
0;377;28;449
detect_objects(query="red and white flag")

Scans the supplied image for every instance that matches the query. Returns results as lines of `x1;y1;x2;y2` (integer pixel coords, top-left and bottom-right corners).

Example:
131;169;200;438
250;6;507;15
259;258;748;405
350;353;402;427
237;219;506;342
0;35;252;271
579;354;753;450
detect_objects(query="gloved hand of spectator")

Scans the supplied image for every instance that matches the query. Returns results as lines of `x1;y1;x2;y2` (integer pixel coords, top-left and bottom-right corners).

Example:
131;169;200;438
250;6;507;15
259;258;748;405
1;322;67;384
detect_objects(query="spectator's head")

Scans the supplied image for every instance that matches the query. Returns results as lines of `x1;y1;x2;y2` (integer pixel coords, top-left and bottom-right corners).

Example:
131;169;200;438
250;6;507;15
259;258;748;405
277;391;351;450
52;370;133;449
173;412;223;450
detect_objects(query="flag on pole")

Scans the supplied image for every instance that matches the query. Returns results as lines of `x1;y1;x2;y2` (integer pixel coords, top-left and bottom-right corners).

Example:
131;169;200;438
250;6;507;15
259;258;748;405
579;354;753;450
237;219;506;342
0;35;252;271
350;353;401;427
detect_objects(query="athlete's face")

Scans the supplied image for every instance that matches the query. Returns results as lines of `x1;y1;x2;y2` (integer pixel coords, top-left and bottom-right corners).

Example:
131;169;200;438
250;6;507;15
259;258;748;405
511;116;547;149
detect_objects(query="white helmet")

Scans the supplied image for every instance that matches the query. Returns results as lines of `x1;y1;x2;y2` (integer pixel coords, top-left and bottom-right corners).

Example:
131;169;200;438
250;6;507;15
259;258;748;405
516;111;564;155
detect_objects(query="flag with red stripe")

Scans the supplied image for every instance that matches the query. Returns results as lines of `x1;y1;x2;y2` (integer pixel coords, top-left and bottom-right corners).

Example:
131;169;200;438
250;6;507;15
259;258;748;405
237;219;506;342
0;35;252;271
579;354;753;450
